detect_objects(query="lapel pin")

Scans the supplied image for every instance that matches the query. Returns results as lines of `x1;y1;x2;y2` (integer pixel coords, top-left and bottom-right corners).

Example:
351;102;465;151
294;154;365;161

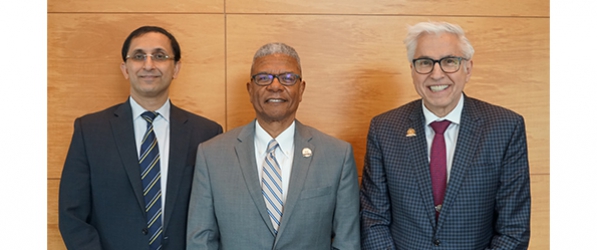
302;148;312;158
406;128;416;137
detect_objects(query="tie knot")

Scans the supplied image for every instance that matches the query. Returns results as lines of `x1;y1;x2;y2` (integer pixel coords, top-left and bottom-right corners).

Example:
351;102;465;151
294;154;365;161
430;120;451;135
267;140;279;153
142;111;158;123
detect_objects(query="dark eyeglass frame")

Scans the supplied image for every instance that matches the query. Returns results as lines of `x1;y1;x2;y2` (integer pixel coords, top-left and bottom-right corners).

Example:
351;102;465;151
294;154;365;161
412;56;467;74
126;53;173;62
251;72;302;86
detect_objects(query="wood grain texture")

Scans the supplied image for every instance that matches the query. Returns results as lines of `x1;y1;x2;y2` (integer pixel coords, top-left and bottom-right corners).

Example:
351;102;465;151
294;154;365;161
226;15;549;176
48;0;223;13
48;14;226;179
226;0;548;16
48;0;549;248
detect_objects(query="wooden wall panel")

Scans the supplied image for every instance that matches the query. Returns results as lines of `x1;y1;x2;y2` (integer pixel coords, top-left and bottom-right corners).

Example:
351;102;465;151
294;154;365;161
48;14;226;179
48;0;223;13
529;174;550;250
48;0;549;249
48;180;65;249
226;15;549;176
226;0;548;16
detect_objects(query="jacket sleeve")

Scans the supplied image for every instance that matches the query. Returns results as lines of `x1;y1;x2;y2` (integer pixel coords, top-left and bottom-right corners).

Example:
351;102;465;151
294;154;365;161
486;116;531;250
359;119;397;250
186;144;221;250
331;144;361;249
58;118;103;250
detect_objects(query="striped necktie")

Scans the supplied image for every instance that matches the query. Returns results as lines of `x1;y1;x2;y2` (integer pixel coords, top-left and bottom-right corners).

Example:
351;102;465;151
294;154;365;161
139;111;163;250
261;139;284;234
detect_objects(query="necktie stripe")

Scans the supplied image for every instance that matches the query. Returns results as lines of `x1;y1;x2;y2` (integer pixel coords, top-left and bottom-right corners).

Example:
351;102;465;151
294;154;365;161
139;111;163;250
261;139;284;234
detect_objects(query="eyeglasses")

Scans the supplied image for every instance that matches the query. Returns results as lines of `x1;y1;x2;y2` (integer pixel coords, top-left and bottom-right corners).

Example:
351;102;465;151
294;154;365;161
126;52;173;62
412;56;467;74
251;72;302;86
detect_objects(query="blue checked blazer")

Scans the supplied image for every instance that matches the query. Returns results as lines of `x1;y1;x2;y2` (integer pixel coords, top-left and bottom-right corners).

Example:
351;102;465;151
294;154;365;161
360;95;531;250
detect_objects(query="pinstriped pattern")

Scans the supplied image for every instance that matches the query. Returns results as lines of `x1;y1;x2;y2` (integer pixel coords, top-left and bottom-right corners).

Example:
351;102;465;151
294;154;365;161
140;111;163;250
261;139;283;234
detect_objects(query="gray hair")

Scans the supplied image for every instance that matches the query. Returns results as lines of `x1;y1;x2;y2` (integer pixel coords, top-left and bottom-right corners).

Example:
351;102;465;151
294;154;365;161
251;42;302;73
403;21;475;62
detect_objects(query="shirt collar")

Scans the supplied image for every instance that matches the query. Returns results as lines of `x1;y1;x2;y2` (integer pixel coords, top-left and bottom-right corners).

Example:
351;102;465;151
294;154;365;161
129;96;171;122
422;93;463;126
255;120;295;158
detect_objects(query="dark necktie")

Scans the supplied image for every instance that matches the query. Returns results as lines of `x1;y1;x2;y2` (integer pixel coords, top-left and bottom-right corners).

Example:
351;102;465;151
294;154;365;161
139;111;163;250
430;120;451;219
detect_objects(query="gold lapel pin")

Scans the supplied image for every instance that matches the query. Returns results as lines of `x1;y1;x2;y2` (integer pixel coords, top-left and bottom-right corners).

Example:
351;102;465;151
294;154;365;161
406;128;416;137
302;148;312;158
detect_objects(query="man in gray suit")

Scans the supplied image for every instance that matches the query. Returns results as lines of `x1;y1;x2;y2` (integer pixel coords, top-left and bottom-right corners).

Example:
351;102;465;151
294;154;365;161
187;43;360;250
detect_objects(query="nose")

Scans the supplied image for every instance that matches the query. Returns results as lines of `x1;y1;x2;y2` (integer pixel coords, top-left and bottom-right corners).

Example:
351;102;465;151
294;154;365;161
267;76;284;90
429;62;445;79
142;56;156;70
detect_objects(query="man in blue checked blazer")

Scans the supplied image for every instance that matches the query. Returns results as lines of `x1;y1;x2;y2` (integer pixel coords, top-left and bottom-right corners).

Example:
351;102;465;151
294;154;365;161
360;21;531;249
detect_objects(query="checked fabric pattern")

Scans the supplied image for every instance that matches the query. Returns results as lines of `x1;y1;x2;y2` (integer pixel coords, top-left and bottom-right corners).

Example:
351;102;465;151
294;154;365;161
139;111;163;250
430;120;451;219
261;139;284;234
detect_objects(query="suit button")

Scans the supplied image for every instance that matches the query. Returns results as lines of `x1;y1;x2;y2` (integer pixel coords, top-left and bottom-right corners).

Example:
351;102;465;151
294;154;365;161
162;236;169;245
433;239;440;246
142;228;148;235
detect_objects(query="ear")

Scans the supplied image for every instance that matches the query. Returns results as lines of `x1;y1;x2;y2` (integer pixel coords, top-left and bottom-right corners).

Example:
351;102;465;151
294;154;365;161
464;60;473;83
298;80;306;102
120;62;129;79
172;61;182;79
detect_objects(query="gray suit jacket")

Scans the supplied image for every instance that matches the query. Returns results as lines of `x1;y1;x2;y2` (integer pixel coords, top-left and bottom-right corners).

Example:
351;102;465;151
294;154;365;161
187;120;361;250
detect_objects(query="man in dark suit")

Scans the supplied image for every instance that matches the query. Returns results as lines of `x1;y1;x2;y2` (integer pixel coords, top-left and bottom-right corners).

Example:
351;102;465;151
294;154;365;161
186;43;360;249
360;21;531;249
59;26;223;250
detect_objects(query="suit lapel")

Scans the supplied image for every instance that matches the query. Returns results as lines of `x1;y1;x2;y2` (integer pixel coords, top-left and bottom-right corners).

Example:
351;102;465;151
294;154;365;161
110;100;146;213
407;103;439;227
163;103;191;230
437;96;482;229
234;121;275;233
275;121;313;243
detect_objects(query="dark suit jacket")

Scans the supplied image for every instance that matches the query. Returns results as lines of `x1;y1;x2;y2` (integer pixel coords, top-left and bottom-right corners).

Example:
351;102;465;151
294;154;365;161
187;120;361;250
360;95;531;250
59;99;222;250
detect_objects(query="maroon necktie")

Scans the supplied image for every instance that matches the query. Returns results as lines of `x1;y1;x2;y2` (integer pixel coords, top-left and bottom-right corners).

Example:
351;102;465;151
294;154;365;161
430;120;451;219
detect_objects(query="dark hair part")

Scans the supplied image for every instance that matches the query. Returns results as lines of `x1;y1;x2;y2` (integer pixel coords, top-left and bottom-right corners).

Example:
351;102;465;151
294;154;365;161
121;26;181;62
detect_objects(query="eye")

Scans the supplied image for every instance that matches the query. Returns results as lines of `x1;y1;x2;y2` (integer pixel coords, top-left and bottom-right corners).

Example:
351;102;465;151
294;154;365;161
442;57;458;65
417;59;432;67
153;53;168;61
255;74;272;82
132;53;146;61
280;74;297;83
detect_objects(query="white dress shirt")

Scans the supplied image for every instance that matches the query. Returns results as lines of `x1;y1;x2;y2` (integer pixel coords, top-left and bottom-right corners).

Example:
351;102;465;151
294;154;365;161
130;97;170;216
254;120;295;203
422;93;464;183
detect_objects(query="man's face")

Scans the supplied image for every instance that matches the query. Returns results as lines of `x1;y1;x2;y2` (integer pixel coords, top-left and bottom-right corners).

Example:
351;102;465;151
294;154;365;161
120;32;181;100
411;33;472;117
247;54;305;125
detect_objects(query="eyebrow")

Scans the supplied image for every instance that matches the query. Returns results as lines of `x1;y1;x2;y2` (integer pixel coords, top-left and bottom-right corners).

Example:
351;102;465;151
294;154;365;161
130;48;168;54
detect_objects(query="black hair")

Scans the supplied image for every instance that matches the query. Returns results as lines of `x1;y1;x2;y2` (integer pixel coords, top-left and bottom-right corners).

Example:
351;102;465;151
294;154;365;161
121;26;181;62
